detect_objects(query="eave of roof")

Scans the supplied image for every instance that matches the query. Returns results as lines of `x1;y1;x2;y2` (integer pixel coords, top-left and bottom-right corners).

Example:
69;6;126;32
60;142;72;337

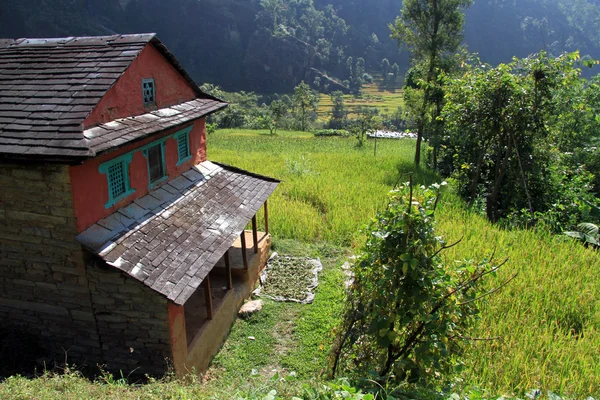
0;33;225;162
76;161;280;305
84;98;227;155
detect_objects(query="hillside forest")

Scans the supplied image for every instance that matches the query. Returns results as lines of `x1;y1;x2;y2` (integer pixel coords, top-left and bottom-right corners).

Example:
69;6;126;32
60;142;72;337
3;0;600;92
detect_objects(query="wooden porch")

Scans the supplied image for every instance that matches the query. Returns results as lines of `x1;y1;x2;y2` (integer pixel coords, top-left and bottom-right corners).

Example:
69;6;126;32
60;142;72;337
183;228;270;347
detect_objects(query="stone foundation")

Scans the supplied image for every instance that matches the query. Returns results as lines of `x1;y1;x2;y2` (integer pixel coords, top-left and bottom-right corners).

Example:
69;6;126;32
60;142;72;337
87;262;172;376
0;162;101;364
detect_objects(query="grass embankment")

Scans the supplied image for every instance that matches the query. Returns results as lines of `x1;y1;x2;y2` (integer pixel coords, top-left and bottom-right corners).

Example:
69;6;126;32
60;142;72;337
437;200;600;397
2;130;600;398
317;78;404;122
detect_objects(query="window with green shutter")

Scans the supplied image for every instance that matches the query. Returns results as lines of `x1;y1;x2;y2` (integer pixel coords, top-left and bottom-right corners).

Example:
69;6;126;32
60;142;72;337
108;161;126;199
175;126;193;166
99;153;135;209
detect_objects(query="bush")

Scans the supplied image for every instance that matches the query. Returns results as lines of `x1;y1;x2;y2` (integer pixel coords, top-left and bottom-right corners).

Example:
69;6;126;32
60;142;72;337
313;129;351;137
330;182;510;390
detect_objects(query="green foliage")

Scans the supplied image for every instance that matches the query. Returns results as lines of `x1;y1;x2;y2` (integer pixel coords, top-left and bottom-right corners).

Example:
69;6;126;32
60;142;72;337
382;58;391;78
564;222;600;247
293;82;320;132
200;83;261;129
313;129;350;137
440;51;600;228
349;107;382;147
7;0;600;94
206;123;217;136
270;100;290;134
331;182;505;389
390;0;472;166
328;91;348;129
252;100;290;135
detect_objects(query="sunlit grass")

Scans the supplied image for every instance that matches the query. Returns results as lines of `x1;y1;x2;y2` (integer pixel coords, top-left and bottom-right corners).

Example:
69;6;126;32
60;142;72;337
317;81;405;122
208;129;426;246
437;197;600;398
210;129;600;397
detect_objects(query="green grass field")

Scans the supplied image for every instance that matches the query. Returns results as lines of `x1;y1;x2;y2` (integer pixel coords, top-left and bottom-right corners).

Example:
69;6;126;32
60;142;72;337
1;129;600;399
317;78;405;122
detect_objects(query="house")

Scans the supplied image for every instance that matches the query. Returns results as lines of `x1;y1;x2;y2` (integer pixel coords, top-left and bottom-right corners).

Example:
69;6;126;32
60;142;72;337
0;34;279;376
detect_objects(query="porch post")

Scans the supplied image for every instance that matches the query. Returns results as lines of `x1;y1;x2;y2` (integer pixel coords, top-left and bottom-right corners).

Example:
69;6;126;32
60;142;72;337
240;231;248;270
203;276;213;320
251;215;258;253
224;250;232;290
264;200;269;235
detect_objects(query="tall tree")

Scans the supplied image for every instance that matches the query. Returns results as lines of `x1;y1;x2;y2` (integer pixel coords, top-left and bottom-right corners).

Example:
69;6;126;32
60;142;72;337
390;0;472;166
293;81;319;131
328;91;348;129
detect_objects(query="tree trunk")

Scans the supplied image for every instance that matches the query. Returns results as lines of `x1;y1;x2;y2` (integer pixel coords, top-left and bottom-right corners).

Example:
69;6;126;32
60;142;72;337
486;133;513;222
414;0;439;167
470;141;489;203
414;123;423;166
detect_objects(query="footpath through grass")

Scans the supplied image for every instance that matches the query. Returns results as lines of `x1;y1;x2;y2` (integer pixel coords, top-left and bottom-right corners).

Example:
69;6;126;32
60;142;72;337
2;130;600;399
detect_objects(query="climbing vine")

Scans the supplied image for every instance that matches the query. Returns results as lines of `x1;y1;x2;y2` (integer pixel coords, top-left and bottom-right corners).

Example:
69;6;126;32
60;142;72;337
330;181;513;390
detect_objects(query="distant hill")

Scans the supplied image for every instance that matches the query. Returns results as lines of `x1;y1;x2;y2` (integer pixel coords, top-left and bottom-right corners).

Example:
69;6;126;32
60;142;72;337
1;0;599;92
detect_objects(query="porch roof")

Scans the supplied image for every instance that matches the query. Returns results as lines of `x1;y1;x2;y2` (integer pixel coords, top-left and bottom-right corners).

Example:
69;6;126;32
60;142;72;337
76;161;279;305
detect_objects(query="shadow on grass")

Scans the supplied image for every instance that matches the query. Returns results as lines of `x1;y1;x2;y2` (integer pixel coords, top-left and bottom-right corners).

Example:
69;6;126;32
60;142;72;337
383;160;441;188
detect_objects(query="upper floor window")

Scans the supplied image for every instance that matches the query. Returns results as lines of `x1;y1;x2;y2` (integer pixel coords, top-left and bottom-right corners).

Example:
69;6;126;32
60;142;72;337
142;78;155;106
175;126;193;166
99;153;135;209
143;141;167;187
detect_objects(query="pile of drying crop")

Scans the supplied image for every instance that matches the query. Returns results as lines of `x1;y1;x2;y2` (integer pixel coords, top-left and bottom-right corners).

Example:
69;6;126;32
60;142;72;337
260;256;319;301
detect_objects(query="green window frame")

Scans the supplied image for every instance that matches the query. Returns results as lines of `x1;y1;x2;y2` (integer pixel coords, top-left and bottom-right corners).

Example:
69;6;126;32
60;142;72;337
99;153;135;209
142;139;168;188
175;126;193;166
142;78;155;106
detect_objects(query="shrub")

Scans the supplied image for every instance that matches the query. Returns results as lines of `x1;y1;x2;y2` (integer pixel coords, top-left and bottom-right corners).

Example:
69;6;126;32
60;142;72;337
330;182;511;390
313;129;350;137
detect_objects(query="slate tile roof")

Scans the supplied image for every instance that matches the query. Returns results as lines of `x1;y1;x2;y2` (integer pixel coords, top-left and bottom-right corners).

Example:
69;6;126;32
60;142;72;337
76;161;280;305
0;34;225;161
84;98;226;155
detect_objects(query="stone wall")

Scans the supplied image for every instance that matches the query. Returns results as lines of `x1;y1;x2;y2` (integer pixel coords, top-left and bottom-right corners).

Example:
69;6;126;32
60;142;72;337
0;162;102;364
1;161;176;376
87;262;172;376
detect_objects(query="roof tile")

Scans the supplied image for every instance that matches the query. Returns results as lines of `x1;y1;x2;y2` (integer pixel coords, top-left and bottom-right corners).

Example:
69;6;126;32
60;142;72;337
76;161;279;305
0;34;225;160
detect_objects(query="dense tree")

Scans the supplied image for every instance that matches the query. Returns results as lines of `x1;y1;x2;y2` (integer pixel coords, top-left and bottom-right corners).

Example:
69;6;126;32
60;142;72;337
391;62;400;82
441;52;600;227
390;0;472;167
2;0;600;93
381;58;390;78
267;99;289;135
328;91;348;129
350;106;381;147
292;81;319;131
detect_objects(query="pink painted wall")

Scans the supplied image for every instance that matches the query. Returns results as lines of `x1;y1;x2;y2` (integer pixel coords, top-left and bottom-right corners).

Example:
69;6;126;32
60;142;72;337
84;43;197;129
70;119;207;232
